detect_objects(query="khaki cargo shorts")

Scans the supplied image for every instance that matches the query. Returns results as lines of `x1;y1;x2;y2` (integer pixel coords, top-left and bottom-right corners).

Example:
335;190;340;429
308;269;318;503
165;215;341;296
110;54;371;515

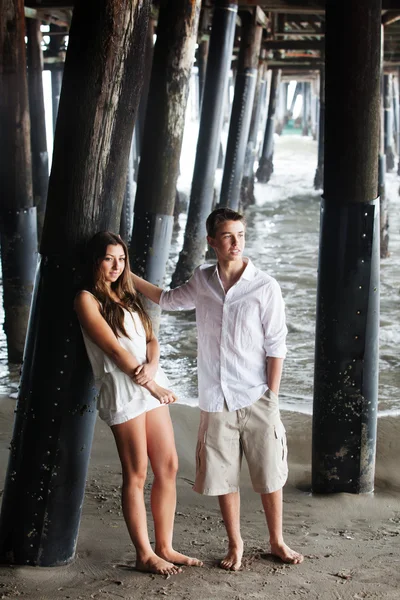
193;389;288;496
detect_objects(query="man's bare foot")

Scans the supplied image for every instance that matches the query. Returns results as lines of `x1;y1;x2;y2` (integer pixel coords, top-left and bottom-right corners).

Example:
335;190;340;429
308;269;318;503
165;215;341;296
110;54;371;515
157;548;203;567
136;553;182;575
219;543;244;571
270;541;304;564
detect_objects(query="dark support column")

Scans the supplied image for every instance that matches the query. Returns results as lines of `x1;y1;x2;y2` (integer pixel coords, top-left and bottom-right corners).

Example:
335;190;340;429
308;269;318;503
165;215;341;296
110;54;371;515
135;18;155;161
380;50;389;257
314;68;325;190
197;5;211;110
27;18;49;242
219;10;262;211
302;81;309;136
0;0;150;566
383;74;395;171
312;0;381;494
241;49;267;208
256;68;281;184
130;0;200;324
0;0;37;365
171;0;238;288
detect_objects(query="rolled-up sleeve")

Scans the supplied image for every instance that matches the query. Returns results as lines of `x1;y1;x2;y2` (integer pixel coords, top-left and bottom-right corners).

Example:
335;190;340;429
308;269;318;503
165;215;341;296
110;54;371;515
160;272;197;312
261;279;288;358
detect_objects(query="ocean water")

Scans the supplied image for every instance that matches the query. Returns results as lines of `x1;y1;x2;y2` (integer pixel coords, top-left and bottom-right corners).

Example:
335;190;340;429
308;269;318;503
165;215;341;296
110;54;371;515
1;135;399;416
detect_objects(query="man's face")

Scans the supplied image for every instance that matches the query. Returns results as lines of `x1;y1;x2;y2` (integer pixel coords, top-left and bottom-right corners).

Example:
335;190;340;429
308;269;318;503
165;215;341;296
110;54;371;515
207;219;245;263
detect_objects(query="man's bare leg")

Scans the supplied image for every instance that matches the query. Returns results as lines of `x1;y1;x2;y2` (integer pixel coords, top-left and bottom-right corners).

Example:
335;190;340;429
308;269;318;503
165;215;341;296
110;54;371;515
218;492;244;570
261;488;304;564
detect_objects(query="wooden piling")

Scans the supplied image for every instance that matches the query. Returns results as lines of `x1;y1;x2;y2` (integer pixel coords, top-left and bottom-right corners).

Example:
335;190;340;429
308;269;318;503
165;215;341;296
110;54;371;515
312;0;381;494
171;0;238;288
0;0;37;365
256;68;281;184
26;17;49;242
129;0;201;325
0;0;150;566
314;68;325;190
219;9;262;211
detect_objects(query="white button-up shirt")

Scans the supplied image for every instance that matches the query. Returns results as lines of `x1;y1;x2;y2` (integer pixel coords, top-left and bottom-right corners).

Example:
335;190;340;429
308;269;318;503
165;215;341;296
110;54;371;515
160;258;287;412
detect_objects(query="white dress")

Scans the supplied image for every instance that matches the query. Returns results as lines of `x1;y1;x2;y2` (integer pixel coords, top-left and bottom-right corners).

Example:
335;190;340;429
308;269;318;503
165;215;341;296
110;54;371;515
80;291;171;426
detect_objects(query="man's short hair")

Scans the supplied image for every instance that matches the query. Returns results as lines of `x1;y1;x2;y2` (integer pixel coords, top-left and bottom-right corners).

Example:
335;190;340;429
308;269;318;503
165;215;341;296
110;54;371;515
206;208;246;238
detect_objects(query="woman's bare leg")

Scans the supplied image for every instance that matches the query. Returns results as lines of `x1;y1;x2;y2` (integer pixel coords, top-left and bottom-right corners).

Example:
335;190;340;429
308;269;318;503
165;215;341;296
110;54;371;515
111;416;181;575
146;406;203;567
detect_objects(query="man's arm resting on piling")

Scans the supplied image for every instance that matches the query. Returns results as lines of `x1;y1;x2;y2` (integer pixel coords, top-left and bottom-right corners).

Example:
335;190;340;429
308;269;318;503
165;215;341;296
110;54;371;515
131;273;162;305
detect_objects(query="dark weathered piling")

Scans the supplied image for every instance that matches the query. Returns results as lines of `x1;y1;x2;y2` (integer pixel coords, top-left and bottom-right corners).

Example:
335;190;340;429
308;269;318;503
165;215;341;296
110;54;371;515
0;0;37;365
129;0;201;324
256;68;281;183
314;68;325;190
26;17;49;242
171;0;238;288
383;74;395;171
241;49;267;208
302;81;310;136
219;9;262;211
0;0;150;566
312;0;381;494
197;5;211;110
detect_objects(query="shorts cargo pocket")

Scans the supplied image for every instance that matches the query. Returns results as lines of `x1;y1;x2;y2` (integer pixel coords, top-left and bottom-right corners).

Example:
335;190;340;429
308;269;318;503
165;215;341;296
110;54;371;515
274;421;287;463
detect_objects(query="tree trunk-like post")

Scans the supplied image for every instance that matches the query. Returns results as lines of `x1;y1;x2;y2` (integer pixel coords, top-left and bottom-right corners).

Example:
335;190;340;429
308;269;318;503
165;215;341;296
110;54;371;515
256;68;281;184
241;49;267;209
129;0;201;326
26;17;49;242
120;139;136;246
171;0;238;288
312;0;381;494
219;10;262;211
0;0;150;566
314;68;325;190
0;0;37;365
383;74;395;171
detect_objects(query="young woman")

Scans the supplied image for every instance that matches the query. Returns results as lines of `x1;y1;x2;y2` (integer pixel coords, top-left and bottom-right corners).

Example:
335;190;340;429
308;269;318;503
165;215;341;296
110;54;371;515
75;231;202;575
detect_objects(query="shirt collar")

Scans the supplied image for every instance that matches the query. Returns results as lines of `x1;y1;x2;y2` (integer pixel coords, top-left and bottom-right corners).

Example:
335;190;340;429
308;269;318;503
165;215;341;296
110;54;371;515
211;257;256;282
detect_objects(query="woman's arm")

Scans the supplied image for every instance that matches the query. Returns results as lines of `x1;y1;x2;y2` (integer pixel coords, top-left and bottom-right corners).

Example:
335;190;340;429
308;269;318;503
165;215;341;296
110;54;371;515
75;292;176;403
133;336;160;385
131;273;163;305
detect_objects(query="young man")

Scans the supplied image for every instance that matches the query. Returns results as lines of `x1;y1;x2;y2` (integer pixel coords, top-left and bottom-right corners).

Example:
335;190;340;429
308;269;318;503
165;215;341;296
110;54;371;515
132;207;303;570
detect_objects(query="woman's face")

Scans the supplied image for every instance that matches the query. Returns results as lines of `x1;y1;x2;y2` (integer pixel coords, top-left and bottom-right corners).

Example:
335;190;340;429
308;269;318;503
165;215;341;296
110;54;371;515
99;244;126;284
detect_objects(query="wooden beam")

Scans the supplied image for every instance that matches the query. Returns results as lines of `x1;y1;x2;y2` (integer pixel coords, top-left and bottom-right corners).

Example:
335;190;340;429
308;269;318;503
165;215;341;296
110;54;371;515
265;39;323;49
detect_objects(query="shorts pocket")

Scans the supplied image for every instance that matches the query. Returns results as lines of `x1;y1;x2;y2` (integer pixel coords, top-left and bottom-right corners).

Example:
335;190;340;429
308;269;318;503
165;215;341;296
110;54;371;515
274;421;287;463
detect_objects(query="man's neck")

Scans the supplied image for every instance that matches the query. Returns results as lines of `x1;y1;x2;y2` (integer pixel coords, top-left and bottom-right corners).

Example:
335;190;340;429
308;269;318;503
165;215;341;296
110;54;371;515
217;259;247;292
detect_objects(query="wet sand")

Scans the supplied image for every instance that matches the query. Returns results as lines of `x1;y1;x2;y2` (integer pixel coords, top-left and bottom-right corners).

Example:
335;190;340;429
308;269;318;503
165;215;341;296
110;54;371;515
0;395;399;599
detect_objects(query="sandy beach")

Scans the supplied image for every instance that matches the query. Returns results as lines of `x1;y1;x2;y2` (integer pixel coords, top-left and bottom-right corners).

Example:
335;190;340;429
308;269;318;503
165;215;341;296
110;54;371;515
0;394;399;600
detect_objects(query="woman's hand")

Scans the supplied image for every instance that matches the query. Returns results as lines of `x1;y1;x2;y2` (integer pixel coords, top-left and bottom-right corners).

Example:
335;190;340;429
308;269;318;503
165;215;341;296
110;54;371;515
145;381;177;405
133;361;158;385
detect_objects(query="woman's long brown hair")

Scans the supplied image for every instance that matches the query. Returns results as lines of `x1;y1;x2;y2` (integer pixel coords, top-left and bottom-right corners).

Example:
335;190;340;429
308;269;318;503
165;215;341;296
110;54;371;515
84;232;153;342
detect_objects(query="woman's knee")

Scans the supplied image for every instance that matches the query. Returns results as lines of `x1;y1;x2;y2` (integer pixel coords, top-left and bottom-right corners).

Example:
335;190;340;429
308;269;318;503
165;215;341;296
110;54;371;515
122;465;148;490
153;453;179;481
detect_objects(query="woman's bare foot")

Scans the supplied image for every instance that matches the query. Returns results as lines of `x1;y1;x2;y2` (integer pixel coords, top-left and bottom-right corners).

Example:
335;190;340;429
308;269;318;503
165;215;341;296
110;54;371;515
157;548;203;567
219;542;243;571
136;553;182;575
270;541;304;564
